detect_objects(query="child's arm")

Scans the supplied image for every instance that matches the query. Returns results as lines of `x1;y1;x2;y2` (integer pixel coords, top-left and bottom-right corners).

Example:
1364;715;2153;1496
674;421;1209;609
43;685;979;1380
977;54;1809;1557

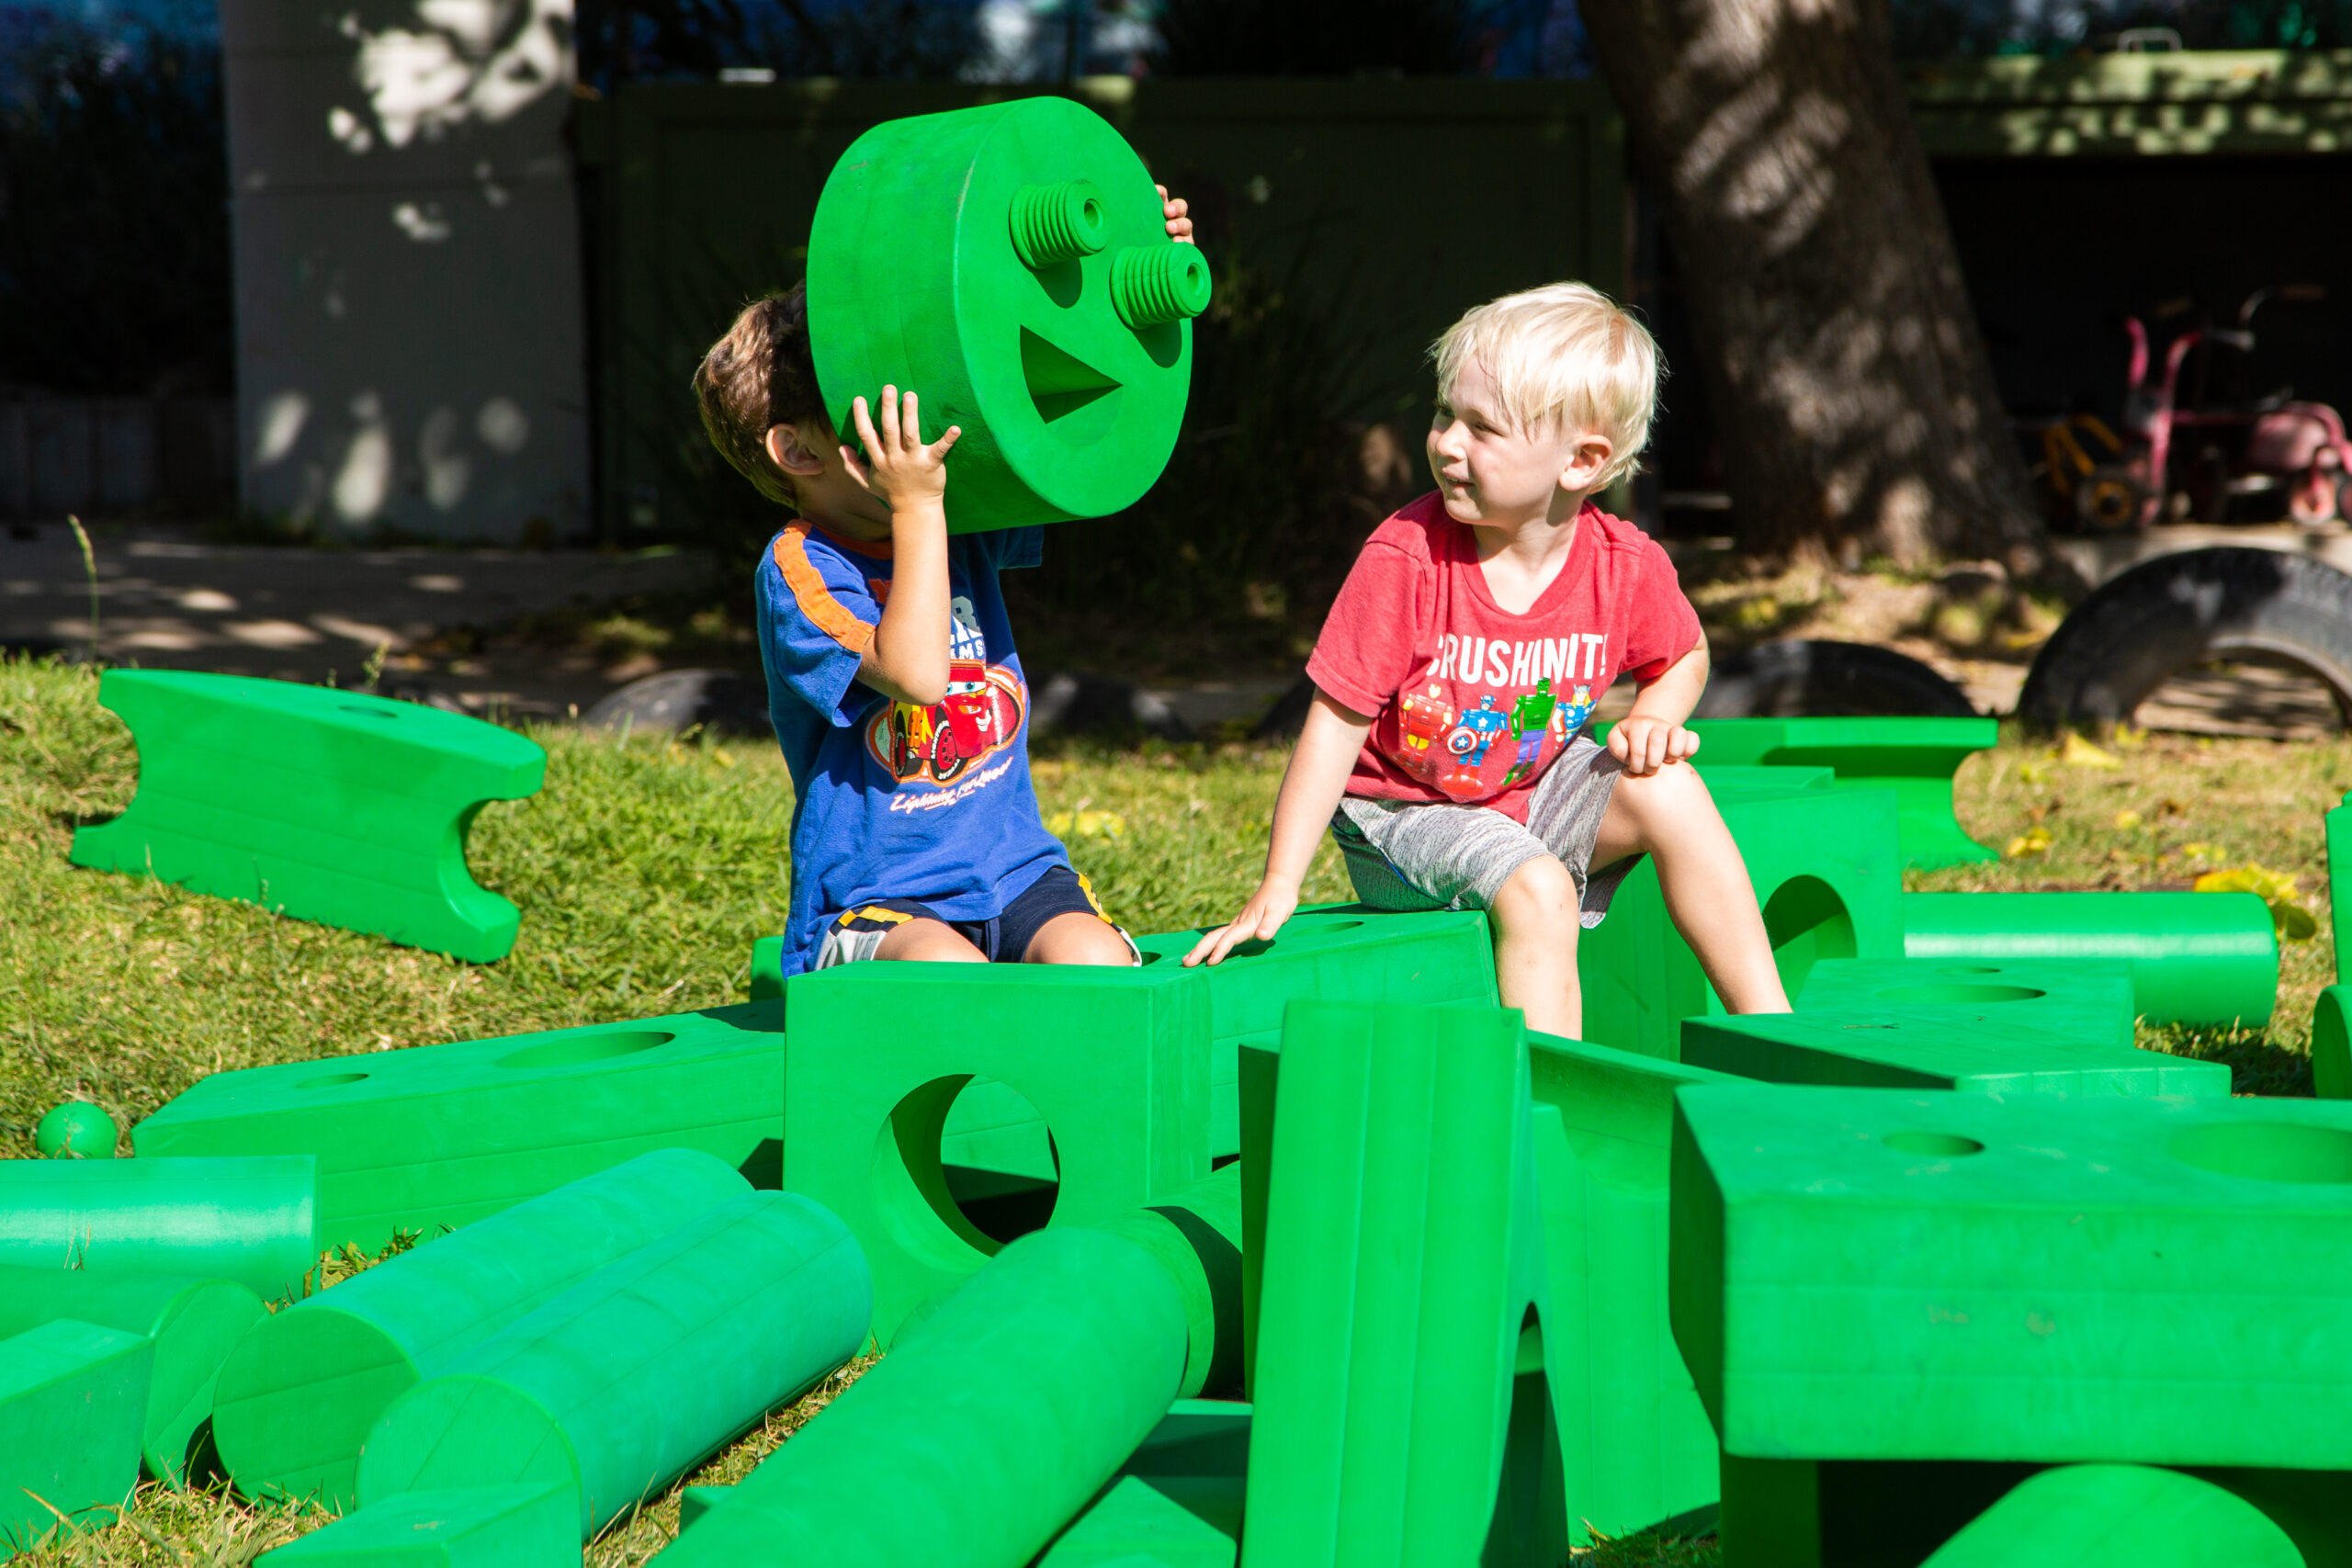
842;387;962;706
1607;639;1709;777
1184;688;1374;967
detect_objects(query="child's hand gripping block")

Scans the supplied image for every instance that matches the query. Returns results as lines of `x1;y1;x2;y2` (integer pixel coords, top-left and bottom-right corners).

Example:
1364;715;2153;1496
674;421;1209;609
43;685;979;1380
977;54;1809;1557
70;671;546;962
132;998;787;1256
209;1149;751;1512
1238;1000;1565;1567
1577;779;1905;1060
1672;1084;2352;1566
0;1266;267;1490
782;962;1211;1346
0;1319;153;1553
259;1483;578;1567
808;96;1208;533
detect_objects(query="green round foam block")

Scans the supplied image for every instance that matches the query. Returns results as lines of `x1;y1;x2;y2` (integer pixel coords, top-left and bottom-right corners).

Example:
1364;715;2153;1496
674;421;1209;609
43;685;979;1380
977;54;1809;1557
0;1156;317;1302
808;96;1207;534
357;1190;869;1537
1921;1463;2301;1567
0;1266;266;1488
36;1102;118;1159
210;1147;749;1511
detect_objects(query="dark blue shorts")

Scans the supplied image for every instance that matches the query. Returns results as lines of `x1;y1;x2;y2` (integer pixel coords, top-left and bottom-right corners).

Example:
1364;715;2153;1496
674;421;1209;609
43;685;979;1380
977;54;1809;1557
814;866;1138;966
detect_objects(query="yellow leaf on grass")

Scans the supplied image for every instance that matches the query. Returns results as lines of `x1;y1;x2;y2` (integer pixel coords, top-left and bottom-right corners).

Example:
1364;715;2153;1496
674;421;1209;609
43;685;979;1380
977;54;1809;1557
2061;732;2122;770
1048;809;1126;840
2111;724;2148;749
2006;826;2052;859
2112;808;2142;830
2195;863;2318;942
2017;761;2052;784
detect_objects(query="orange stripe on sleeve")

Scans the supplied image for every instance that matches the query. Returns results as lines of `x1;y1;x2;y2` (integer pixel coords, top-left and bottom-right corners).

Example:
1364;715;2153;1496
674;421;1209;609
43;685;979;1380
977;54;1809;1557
775;523;876;652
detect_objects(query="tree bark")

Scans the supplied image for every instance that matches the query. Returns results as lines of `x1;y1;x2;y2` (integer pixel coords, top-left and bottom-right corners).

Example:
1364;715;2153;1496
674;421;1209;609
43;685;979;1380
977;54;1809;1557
1580;0;2053;574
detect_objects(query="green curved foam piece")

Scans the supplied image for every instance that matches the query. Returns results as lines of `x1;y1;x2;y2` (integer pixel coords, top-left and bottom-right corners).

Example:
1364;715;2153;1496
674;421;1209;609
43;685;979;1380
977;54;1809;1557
1579;780;1905;1059
1239;999;1564;1567
211;1148;750;1511
808;96;1206;533
0;1318;153;1553
131;998;787;1257
69;671;545;962
1677;716;1999;869
1920;1464;2303;1568
1903;890;2278;1027
782;963;1212;1345
661;1226;1189;1568
0;1266;266;1488
358;1190;869;1538
261;1483;577;1566
0;1156;319;1302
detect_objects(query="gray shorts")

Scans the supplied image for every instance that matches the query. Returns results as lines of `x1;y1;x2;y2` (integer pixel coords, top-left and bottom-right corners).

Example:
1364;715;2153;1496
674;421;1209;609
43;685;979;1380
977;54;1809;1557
1331;736;1636;927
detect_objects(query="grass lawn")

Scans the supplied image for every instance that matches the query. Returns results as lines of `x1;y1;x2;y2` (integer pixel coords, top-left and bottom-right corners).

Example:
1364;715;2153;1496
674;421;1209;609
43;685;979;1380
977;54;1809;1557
3;653;2341;1564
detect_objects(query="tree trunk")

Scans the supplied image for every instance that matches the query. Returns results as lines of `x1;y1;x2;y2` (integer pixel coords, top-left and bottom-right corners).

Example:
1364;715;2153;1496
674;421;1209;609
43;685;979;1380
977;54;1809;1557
1580;0;2053;575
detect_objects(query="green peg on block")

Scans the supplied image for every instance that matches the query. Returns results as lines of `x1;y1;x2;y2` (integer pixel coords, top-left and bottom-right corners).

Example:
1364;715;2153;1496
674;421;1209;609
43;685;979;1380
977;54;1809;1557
808;96;1207;534
69;671;545;962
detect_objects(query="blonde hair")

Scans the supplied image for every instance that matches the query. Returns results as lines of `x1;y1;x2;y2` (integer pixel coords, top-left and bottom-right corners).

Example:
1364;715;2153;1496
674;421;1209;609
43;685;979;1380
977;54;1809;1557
1430;282;1661;490
692;285;826;508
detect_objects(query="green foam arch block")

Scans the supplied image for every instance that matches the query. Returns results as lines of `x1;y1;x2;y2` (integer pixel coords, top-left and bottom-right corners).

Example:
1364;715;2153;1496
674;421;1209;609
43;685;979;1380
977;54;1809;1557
0;1318;153;1553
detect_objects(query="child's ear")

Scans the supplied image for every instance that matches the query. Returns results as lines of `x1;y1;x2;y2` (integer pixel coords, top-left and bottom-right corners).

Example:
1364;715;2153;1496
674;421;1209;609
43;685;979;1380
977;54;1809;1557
765;423;829;478
1560;433;1614;492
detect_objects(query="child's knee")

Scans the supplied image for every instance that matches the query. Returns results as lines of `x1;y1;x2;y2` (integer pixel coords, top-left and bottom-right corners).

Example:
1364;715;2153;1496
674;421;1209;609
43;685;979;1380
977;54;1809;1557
1025;912;1137;966
1608;761;1713;845
1491;855;1578;936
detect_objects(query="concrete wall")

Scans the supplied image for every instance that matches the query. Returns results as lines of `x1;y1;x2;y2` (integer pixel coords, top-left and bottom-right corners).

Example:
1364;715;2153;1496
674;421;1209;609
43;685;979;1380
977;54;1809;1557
221;0;589;541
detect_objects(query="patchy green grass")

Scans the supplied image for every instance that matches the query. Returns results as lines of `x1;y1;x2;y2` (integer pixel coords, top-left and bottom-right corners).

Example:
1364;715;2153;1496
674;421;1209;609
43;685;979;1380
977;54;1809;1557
8;650;2345;1568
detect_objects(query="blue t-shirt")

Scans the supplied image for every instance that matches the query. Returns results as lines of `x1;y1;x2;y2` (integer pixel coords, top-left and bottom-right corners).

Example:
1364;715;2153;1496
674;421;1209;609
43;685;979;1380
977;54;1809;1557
754;519;1069;978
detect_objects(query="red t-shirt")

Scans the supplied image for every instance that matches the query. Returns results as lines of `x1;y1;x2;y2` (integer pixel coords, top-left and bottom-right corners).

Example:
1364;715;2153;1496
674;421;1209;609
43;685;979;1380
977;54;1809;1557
1306;492;1702;824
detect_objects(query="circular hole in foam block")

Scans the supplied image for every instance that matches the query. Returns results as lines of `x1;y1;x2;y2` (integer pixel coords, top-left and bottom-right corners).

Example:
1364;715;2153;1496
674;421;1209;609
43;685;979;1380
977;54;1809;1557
497;1030;675;1070
2171;1121;2352;1185
300;1072;370;1089
1876;983;2047;1005
1880;1131;1986;1158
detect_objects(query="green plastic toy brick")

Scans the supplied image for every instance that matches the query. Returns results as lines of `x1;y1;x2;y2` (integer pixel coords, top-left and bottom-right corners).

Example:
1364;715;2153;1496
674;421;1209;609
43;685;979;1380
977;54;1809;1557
0;1156;319;1302
0;1266;266;1488
1037;1400;1250;1568
2314;986;2352;1098
358;1190;869;1538
1681;1004;2224;1098
1792;954;2139;1047
782;963;1211;1345
1670;1084;2352;1471
261;1483;577;1566
35;1100;118;1157
1578;781;1905;1059
68;671;546;962
1919;1465;2303;1568
1130;907;1498;1158
662;1226;1189;1568
211;1148;750;1511
808;96;1207;534
1524;1032;1739;1545
1240;1000;1564;1568
132;1000;786;1256
0;1318;152;1552
1686;716;1999;869
1903;889;2278;1027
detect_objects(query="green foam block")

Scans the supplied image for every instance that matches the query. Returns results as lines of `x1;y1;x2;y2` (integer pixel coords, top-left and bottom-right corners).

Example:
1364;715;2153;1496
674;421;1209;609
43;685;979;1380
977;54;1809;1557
0;1318;153;1553
0;1156;319;1302
662;1226;1189;1568
1037;1400;1250;1568
0;1266;266;1488
1681;716;1999;870
211;1148;750;1511
132;999;786;1256
1791;954;2139;1049
1671;1084;2352;1470
808;96;1205;533
1920;1464;2303;1568
1239;1000;1563;1567
783;963;1211;1345
261;1483;577;1566
68;671;545;962
358;1190;870;1537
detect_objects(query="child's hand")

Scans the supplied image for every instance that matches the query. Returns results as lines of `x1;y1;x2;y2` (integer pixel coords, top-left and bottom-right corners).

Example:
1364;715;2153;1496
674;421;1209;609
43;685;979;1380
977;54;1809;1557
842;386;961;511
1183;879;1298;967
1609;716;1701;777
1156;184;1193;245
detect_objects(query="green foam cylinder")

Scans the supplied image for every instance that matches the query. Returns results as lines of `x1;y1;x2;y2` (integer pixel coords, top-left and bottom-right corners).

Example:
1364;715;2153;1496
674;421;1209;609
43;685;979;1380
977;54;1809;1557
0;1266;266;1488
262;1483;578;1566
211;1148;750;1511
1920;1464;2302;1568
1901;890;2279;1027
662;1226;1189;1568
357;1190;870;1537
2314;985;2352;1098
0;1318;153;1552
1089;1165;1244;1400
0;1156;319;1302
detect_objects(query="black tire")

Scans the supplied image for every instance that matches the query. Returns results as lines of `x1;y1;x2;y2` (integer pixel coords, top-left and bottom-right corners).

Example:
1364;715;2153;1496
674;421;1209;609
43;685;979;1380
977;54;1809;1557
581;668;771;736
1694;638;1977;719
2018;547;2352;729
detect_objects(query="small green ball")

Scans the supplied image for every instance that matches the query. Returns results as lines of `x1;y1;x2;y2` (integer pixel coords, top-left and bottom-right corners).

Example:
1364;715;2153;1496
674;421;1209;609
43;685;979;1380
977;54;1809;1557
36;1101;118;1159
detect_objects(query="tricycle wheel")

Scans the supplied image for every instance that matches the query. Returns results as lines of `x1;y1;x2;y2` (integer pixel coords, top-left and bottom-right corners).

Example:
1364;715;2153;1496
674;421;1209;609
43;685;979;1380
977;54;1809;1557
2075;466;2149;531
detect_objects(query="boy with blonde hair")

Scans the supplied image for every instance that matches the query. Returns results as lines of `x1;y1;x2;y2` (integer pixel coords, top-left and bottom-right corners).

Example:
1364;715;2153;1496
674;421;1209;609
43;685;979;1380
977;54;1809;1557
1187;282;1791;1037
